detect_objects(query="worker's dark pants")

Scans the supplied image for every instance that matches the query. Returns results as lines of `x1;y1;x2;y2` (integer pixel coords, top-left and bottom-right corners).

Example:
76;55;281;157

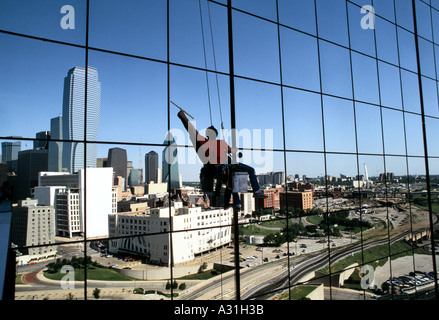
215;163;260;208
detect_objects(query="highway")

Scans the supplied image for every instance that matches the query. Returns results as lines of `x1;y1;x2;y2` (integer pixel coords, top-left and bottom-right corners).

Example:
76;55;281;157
178;230;414;300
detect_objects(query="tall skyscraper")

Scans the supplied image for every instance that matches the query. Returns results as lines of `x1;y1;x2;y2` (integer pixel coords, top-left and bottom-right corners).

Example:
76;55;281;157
62;67;101;173
34;131;51;150
162;133;180;190
145;151;158;184
1;139;21;173
107;148;127;188
48;115;63;172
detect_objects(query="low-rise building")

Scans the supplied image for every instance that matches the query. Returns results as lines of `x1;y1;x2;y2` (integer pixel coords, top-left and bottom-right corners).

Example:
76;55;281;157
11;199;56;264
108;201;232;266
280;191;313;211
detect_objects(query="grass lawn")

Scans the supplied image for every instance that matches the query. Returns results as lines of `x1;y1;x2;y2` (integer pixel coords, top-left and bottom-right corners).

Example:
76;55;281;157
44;266;136;281
275;285;316;300
319;240;429;275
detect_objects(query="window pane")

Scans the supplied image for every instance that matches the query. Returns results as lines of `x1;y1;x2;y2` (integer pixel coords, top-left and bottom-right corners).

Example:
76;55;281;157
382;108;406;155
374;0;395;22
421;77;439;117
355;103;383;155
418;37;436;79
323;96;356;153
415;0;433;41
278;0;316;35
395;0;414;31
89;50;168;145
405;113;425;157
375;16;399;65
283;88;324;152
171;0;229;73
235;79;283;150
233;11;280;83
0;0;86;45
0;34;85;140
347;2;376;57
401;70;421;114
352;52;379;104
397;27;418;73
280;28;320;92
426;117;439;156
316;0;349;46
90;0;167;60
319;41;353;99
378;61;402;109
232;0;277;21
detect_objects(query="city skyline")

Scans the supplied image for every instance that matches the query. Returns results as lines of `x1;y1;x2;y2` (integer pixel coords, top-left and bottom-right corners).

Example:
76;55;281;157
1;0;438;303
1;1;438;182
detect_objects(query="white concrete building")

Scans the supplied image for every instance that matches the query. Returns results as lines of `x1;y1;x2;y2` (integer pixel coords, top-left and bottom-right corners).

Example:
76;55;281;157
108;201;233;266
33;168;117;238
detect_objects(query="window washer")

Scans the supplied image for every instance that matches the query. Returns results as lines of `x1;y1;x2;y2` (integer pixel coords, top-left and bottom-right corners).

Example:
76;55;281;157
176;106;267;209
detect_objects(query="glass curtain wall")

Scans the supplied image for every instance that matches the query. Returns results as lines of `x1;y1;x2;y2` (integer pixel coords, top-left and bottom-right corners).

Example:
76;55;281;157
0;0;438;301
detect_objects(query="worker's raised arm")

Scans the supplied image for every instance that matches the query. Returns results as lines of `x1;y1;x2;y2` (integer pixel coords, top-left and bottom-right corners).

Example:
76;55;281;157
177;110;206;151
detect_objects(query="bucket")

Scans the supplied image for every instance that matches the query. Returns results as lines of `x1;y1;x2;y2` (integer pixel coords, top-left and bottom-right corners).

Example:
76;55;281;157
232;172;248;193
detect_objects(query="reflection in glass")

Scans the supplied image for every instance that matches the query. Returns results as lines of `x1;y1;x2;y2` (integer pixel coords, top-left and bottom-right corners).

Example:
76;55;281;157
89;52;167;144
283;88;323;152
415;0;432;41
278;0;316;35
280;27;320;92
171;0;229;72
323;96;356;153
405;113;425;157
373;0;395;22
421;77;439;118
378;62;402;109
375;16;398;65
401;70;421;113
233;11;280;83
395;0;414;31
397;27;418;73
425;117;439;157
347;2;376;57
0;34;84;139
316;0;349;46
355;103;383;155
319;41;352;99
352;52;379;104
381;108;406;156
90;0;167;60
0;0;86;45
418;38;436;79
232;0;277;21
235;78;283;150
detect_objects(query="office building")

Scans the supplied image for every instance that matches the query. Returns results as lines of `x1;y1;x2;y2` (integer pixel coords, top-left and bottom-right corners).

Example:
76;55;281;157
33;168;116;238
16;149;48;200
145;151;159;184
62;67;101;173
10;199;56;264
107;147;128;188
48;115;63;172
34;131;50;150
280;191;313;211
1;139;21;173
162;133;180;190
108;200;232;266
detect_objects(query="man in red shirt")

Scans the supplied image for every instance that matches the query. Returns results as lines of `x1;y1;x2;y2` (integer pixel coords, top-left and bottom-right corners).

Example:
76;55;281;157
177;110;267;206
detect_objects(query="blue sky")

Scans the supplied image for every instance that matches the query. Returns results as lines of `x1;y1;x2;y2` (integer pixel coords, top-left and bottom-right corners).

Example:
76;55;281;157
0;0;438;181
